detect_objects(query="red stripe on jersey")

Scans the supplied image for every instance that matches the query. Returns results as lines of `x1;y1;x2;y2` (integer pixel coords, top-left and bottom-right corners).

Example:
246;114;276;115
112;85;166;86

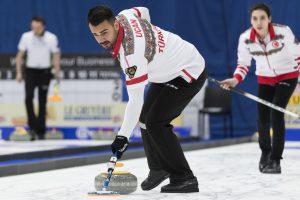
238;69;247;75
237;66;248;74
182;69;195;83
250;28;256;42
250;24;275;42
233;74;243;83
126;74;148;85
111;25;124;59
237;67;247;74
133;8;141;17
257;71;299;84
237;65;249;72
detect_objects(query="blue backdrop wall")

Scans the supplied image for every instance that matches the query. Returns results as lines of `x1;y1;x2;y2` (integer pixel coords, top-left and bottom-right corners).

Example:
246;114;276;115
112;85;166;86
1;0;300;136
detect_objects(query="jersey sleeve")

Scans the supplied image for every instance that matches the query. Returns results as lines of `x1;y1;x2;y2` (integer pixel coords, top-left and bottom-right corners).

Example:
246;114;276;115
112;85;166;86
284;26;300;66
50;35;60;53
122;53;149;89
17;33;27;52
130;7;151;23
117;86;145;138
234;34;252;82
119;7;151;22
120;19;149;89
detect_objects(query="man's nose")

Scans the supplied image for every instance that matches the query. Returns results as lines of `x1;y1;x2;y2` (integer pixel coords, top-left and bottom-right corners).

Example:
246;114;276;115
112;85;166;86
97;36;105;43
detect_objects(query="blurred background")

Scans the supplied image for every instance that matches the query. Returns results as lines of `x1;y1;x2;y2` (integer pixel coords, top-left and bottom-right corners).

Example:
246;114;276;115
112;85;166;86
0;0;299;142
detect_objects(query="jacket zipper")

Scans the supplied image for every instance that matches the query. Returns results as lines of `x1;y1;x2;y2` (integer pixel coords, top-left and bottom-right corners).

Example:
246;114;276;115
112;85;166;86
259;41;277;75
258;41;278;82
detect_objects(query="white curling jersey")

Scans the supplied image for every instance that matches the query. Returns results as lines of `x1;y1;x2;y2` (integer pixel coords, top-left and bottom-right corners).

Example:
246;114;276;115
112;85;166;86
111;7;205;89
234;23;300;84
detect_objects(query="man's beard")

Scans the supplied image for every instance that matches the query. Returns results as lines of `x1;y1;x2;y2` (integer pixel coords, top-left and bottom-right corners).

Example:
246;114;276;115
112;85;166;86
100;41;113;49
101;37;117;50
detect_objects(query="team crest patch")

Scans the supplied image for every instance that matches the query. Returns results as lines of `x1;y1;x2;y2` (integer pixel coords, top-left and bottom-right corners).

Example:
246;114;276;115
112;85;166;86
272;40;280;48
125;66;137;79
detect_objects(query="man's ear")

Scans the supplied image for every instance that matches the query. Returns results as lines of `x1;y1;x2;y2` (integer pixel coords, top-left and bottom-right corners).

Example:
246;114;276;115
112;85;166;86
114;20;119;31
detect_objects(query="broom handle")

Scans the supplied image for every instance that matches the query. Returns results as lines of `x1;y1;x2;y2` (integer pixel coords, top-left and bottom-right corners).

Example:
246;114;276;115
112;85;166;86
207;76;300;119
102;152;119;190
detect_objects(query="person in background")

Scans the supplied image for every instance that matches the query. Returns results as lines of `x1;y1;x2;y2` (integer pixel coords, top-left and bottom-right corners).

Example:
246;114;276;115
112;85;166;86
87;5;206;193
220;3;299;174
16;16;61;140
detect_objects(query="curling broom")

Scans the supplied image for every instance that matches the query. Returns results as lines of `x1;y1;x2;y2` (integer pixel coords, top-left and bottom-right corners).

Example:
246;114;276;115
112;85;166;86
48;80;62;102
88;152;121;196
207;76;300;119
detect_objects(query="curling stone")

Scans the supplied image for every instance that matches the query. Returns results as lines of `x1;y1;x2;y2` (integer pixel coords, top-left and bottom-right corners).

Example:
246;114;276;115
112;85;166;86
94;162;137;194
9;127;31;141
45;128;64;140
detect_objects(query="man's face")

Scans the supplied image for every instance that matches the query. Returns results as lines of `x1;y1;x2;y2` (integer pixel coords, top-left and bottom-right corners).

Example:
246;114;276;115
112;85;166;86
89;20;119;49
31;21;45;36
251;10;271;37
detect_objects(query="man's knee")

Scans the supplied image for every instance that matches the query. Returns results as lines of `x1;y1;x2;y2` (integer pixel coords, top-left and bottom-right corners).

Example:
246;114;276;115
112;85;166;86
145;116;166;134
25;94;34;103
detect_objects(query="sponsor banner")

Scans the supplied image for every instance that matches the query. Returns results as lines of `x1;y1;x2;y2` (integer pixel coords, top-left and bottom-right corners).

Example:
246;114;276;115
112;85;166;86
0;103;183;127
0;54;121;80
0;102;189;140
286;82;300;128
0;79;123;103
0;126;191;140
0;103;126;127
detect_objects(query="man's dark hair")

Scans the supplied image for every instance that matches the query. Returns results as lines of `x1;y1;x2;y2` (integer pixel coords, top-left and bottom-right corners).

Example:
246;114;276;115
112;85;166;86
87;5;115;26
250;3;271;17
31;16;46;25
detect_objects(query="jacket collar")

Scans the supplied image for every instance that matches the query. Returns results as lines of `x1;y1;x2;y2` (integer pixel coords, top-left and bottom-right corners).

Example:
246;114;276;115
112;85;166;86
111;24;124;59
250;23;275;42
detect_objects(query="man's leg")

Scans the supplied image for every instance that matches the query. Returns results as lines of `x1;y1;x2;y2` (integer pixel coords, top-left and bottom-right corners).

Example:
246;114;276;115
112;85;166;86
25;68;37;139
140;83;170;190
145;71;206;192
36;69;51;139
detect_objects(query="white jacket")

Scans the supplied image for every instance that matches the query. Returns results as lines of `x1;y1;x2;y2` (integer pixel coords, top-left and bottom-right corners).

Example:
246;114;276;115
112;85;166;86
115;7;205;89
234;23;300;84
112;7;205;138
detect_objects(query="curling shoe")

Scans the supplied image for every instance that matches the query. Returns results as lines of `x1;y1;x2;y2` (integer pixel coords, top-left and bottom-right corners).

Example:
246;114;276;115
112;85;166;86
262;160;281;174
160;176;199;193
259;152;270;172
141;169;170;191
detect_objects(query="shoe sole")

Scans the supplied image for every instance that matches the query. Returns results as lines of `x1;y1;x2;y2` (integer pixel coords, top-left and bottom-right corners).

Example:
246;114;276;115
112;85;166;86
259;164;267;173
262;170;281;174
161;188;199;193
141;174;170;191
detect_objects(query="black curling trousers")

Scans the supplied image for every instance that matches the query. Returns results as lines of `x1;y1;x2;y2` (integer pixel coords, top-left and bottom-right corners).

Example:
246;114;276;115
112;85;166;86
139;70;207;181
25;67;52;136
257;78;297;160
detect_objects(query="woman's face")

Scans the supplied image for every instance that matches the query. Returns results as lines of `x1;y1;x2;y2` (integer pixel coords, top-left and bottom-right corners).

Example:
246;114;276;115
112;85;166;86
251;9;271;37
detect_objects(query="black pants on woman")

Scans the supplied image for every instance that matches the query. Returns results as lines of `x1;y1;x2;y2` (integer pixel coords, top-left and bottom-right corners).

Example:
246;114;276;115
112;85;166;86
257;78;297;160
139;70;206;181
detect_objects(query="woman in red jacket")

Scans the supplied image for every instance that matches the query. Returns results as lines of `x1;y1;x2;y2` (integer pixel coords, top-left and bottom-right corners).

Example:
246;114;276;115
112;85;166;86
221;3;299;174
